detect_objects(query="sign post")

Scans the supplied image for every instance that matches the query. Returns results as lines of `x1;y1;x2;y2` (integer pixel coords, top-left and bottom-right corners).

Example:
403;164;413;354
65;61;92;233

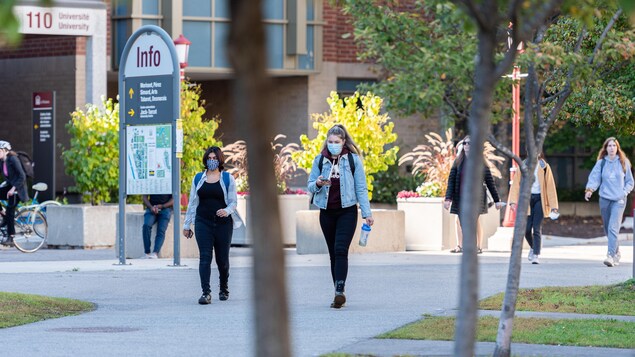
118;25;181;265
32;91;55;201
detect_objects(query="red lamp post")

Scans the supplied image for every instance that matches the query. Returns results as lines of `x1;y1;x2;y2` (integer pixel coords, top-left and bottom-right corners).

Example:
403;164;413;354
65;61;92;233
502;24;526;227
173;34;191;81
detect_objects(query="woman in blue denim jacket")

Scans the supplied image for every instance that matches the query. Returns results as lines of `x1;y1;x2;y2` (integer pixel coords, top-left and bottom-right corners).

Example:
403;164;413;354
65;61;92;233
584;137;633;267
308;124;374;309
183;146;243;305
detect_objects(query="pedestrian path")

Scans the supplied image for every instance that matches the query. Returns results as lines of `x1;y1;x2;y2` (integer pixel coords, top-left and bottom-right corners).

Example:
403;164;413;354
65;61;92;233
0;240;633;356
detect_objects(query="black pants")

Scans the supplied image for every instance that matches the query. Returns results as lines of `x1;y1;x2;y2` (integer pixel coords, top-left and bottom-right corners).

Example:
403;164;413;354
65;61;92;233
0;186;20;236
525;194;544;255
194;217;233;294
319;205;358;290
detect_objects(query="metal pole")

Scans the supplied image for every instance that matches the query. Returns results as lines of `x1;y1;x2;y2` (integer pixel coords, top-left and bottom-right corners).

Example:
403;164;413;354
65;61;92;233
172;68;185;266
117;81;127;265
502;66;521;227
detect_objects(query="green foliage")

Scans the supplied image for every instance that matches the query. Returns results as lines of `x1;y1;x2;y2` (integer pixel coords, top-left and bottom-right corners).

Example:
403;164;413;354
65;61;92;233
370;164;419;203
0;0;53;45
292;91;399;199
342;0;635;133
61;97;120;205
179;81;222;195
62;82;220;205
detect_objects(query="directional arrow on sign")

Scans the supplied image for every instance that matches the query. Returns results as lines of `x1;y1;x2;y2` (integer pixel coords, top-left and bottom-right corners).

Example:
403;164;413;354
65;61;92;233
128;109;135;117
129;88;134;99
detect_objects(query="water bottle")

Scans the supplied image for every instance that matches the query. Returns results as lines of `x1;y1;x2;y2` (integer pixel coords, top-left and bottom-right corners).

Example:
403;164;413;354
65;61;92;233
359;223;371;247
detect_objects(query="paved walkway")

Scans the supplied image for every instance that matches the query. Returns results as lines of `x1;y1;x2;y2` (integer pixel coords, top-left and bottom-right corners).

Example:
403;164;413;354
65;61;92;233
0;237;633;357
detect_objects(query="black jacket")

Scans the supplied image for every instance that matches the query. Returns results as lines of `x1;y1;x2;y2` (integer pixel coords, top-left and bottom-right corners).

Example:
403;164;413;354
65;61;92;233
2;153;29;202
445;160;499;215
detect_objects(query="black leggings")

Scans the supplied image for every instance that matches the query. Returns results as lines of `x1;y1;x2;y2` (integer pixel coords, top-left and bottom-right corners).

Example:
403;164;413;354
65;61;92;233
319;205;358;288
525;194;544;255
0;186;20;236
194;217;233;294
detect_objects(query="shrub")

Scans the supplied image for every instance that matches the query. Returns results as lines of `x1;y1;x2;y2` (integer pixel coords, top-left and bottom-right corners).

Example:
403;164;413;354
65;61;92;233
371;164;419;203
223;135;301;194
61;97;119;205
292;91;399;200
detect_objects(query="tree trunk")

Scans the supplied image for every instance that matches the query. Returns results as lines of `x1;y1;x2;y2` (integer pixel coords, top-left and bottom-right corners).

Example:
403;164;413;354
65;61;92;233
228;2;291;357
453;28;498;357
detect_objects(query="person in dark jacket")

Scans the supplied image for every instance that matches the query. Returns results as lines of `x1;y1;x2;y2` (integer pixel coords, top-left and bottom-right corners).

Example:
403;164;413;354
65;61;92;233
0;141;29;246
443;136;502;254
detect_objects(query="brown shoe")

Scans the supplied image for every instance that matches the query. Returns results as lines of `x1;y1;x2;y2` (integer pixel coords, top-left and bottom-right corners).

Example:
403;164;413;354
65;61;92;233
331;293;346;309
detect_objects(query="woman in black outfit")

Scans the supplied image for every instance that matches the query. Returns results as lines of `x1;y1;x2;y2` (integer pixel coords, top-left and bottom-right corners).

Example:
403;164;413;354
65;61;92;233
183;146;243;305
443;136;502;253
0;141;29;247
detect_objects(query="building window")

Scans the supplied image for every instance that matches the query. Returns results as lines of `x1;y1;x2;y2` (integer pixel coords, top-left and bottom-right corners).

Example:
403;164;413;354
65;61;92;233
337;79;377;97
142;0;160;15
183;21;212;67
184;0;211;17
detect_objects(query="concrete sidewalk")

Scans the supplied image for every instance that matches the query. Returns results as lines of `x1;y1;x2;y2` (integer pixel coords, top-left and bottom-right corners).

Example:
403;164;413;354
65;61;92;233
0;238;633;357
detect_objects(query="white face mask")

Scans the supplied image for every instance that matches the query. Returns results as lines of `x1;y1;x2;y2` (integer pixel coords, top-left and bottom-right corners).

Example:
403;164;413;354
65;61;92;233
549;211;560;220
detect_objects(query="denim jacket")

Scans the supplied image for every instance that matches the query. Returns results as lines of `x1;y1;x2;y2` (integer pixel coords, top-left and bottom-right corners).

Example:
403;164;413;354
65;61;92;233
184;170;244;230
307;153;372;218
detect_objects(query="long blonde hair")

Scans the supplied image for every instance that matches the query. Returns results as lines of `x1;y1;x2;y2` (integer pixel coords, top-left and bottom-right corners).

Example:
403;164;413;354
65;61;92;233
321;124;361;155
597;137;630;172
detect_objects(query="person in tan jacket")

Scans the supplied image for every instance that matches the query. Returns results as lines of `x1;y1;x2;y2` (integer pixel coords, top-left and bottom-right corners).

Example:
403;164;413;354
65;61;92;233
509;153;559;264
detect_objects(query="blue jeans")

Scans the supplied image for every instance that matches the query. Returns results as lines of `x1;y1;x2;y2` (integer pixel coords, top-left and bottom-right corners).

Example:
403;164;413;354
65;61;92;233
143;208;172;254
599;197;625;257
525;194;544;255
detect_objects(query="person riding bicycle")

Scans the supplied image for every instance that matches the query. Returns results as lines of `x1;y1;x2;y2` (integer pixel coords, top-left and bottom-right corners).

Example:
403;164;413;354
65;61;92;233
0;141;29;246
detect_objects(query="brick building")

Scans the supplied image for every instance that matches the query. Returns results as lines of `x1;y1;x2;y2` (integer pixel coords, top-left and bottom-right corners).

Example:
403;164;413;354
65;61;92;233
0;0;441;200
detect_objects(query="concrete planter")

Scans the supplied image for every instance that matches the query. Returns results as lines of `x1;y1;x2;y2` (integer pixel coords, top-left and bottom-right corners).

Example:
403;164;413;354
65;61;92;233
233;194;310;246
296;209;405;254
397;197;501;251
115;212;199;259
47;204;143;249
397;197;455;251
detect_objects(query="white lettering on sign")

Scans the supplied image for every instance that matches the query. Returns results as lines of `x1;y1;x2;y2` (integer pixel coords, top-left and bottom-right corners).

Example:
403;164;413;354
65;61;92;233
14;6;96;36
124;33;174;78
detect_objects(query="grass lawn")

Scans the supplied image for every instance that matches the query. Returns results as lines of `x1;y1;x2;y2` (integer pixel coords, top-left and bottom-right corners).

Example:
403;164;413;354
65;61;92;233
0;292;94;328
379;315;635;349
377;279;635;349
479;279;635;315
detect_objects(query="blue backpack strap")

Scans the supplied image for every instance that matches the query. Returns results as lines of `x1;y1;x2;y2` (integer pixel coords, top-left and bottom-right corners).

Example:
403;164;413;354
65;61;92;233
222;171;230;188
195;171;204;186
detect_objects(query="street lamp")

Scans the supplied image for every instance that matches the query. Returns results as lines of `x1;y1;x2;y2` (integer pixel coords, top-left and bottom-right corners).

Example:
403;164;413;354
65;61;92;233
173;34;191;80
502;24;527;227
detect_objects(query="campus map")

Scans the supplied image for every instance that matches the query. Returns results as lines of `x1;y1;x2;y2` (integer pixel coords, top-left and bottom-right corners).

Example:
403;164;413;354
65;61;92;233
126;124;172;194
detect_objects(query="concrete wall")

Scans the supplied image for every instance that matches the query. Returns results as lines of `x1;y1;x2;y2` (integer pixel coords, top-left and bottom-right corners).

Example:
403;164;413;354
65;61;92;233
296;209;405;254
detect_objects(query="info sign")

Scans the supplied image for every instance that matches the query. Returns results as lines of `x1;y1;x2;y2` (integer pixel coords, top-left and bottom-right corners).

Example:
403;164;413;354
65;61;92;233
32;92;55;201
119;25;180;194
118;25;181;265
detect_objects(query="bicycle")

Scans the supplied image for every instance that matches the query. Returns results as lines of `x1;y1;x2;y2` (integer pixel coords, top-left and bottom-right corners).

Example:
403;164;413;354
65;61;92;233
0;182;61;253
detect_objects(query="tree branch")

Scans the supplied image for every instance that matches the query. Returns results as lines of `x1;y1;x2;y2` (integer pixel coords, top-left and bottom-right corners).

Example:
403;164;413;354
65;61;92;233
590;8;623;65
488;133;522;167
456;0;489;31
443;94;469;120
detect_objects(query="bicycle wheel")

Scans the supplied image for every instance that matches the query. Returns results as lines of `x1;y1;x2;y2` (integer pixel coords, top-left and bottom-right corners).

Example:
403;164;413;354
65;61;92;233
13;210;47;253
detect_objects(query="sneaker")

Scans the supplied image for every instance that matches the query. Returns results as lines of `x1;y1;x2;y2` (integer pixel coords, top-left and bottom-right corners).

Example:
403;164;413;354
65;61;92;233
149;252;158;259
331;292;346;309
531;255;540;264
219;288;229;301
614;252;621;266
603;255;614;267
1;236;14;247
198;293;211;305
528;249;535;262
